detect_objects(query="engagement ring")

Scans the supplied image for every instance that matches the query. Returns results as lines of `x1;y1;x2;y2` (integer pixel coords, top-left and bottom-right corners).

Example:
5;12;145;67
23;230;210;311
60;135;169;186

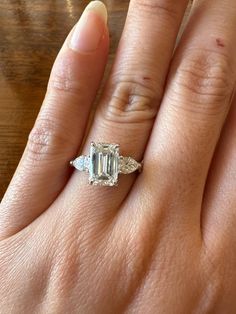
70;142;143;186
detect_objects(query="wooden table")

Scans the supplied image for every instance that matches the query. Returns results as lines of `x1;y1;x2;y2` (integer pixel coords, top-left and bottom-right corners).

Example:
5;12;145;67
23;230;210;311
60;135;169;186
0;1;191;199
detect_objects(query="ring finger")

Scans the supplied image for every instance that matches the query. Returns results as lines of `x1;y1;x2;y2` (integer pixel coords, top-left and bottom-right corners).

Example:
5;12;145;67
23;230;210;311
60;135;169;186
59;0;190;217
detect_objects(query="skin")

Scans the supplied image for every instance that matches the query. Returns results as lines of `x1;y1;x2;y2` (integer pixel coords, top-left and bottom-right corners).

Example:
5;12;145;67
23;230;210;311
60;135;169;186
0;0;236;313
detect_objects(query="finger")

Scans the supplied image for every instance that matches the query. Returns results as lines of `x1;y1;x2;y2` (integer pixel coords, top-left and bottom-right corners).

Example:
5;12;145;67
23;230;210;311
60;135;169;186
134;0;236;219
58;0;190;221
0;1;109;239
201;97;236;250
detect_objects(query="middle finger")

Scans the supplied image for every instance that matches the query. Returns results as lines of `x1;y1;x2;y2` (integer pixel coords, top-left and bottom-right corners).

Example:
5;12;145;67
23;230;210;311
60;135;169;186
137;0;236;221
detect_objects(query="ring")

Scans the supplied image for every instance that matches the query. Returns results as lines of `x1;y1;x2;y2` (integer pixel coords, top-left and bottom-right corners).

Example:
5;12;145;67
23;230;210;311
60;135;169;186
70;142;143;186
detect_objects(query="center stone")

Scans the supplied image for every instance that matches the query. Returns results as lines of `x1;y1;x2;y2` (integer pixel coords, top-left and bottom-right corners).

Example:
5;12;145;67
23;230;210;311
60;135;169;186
89;143;119;186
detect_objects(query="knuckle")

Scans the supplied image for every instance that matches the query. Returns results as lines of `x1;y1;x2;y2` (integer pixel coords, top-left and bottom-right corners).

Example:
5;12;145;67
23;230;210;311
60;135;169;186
48;74;84;95
48;61;86;95
27;118;70;162
100;77;162;124
171;48;235;115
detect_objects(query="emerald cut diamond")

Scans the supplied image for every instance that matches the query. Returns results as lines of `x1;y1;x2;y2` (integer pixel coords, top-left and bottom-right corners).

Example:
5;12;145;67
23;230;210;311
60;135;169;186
70;142;142;186
89;143;119;186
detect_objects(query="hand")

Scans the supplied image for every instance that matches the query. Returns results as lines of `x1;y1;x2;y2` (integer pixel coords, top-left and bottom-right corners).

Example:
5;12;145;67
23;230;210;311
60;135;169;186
1;0;236;313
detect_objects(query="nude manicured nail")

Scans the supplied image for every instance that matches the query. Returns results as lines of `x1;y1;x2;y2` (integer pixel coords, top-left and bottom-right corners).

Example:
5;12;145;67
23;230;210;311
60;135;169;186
69;1;107;53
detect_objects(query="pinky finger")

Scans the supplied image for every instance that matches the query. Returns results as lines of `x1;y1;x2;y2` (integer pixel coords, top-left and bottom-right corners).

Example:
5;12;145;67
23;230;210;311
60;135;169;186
0;1;109;239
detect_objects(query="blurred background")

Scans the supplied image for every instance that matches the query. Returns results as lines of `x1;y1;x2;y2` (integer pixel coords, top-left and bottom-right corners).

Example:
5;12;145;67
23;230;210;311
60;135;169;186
0;0;192;199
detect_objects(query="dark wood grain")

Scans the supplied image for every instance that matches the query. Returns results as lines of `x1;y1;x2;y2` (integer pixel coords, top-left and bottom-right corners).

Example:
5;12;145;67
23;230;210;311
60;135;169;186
0;1;192;199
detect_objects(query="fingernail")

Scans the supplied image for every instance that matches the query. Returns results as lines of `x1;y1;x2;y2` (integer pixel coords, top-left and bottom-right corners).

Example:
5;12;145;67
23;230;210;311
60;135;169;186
69;1;107;53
